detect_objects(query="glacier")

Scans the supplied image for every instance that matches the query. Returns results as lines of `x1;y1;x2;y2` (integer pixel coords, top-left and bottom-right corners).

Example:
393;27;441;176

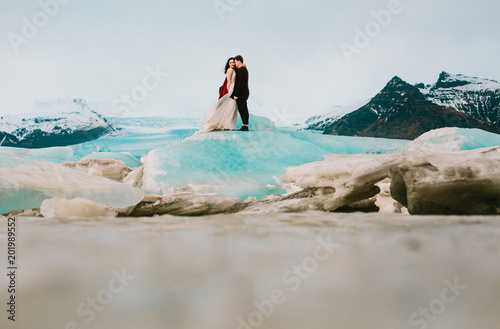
0;98;115;148
71;116;200;160
302;99;370;131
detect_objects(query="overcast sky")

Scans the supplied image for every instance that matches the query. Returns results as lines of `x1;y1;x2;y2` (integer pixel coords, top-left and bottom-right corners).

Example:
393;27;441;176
1;0;499;121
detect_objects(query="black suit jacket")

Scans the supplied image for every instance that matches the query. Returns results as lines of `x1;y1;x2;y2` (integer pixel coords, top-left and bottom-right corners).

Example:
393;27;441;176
231;66;249;100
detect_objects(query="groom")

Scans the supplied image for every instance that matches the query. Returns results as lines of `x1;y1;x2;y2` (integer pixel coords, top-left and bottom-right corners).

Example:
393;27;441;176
230;55;250;131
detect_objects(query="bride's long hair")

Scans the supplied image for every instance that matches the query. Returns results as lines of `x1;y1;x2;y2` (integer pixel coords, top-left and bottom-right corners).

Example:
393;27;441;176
224;57;235;74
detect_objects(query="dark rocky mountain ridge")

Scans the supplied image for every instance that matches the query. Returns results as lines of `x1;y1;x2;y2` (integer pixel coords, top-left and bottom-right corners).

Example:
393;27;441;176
310;72;500;139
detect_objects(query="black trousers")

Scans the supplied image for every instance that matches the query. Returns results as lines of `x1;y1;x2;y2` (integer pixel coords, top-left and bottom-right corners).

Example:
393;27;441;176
236;98;249;125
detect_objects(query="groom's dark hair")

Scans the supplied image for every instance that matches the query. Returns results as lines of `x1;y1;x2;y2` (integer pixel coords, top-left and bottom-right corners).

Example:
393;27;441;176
234;55;244;63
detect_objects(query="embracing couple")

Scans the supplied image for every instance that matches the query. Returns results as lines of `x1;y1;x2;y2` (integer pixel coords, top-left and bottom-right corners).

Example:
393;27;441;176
199;55;250;133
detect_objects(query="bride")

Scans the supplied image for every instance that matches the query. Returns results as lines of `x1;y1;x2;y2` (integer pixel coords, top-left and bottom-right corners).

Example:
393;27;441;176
198;57;238;133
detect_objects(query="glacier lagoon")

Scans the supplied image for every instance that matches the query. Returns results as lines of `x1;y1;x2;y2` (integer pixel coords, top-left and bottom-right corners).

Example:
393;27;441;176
83;115;409;200
71;116;201;160
2;115;500;214
142;128;409;199
71;116;500;200
2;115;409;209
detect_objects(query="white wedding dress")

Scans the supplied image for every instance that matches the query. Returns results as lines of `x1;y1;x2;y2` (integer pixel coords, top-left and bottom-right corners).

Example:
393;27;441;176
198;68;238;133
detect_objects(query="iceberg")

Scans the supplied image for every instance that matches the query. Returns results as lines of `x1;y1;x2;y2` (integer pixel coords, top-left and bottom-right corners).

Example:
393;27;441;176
130;193;239;217
40;197;116;218
237;114;276;130
141;129;408;200
139;126;500;214
390;146;500;214
280;128;500;215
0;146;73;163
403;127;500;153
82;151;142;168
62;158;132;182
282;153;400;212
3;123;498;216
0;153;144;214
0;153;34;169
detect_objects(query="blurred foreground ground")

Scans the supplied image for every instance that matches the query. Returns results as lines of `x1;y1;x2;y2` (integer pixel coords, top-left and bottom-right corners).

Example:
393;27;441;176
1;212;499;329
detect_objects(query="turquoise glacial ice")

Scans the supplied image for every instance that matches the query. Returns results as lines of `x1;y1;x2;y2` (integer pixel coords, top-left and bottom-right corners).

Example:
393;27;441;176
404;127;500;153
0;152;144;214
142;129;409;200
1;121;499;213
142;127;500;200
0;146;73;163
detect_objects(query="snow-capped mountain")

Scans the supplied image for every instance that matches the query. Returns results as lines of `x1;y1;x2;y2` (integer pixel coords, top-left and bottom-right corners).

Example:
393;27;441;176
0;98;116;148
307;73;500;139
419;72;500;125
302;99;370;131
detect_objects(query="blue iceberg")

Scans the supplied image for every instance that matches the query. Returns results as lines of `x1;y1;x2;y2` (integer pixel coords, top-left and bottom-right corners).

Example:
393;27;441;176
404;127;500;153
0;152;144;214
142;129;409;200
82;151;142;168
0;146;73;163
